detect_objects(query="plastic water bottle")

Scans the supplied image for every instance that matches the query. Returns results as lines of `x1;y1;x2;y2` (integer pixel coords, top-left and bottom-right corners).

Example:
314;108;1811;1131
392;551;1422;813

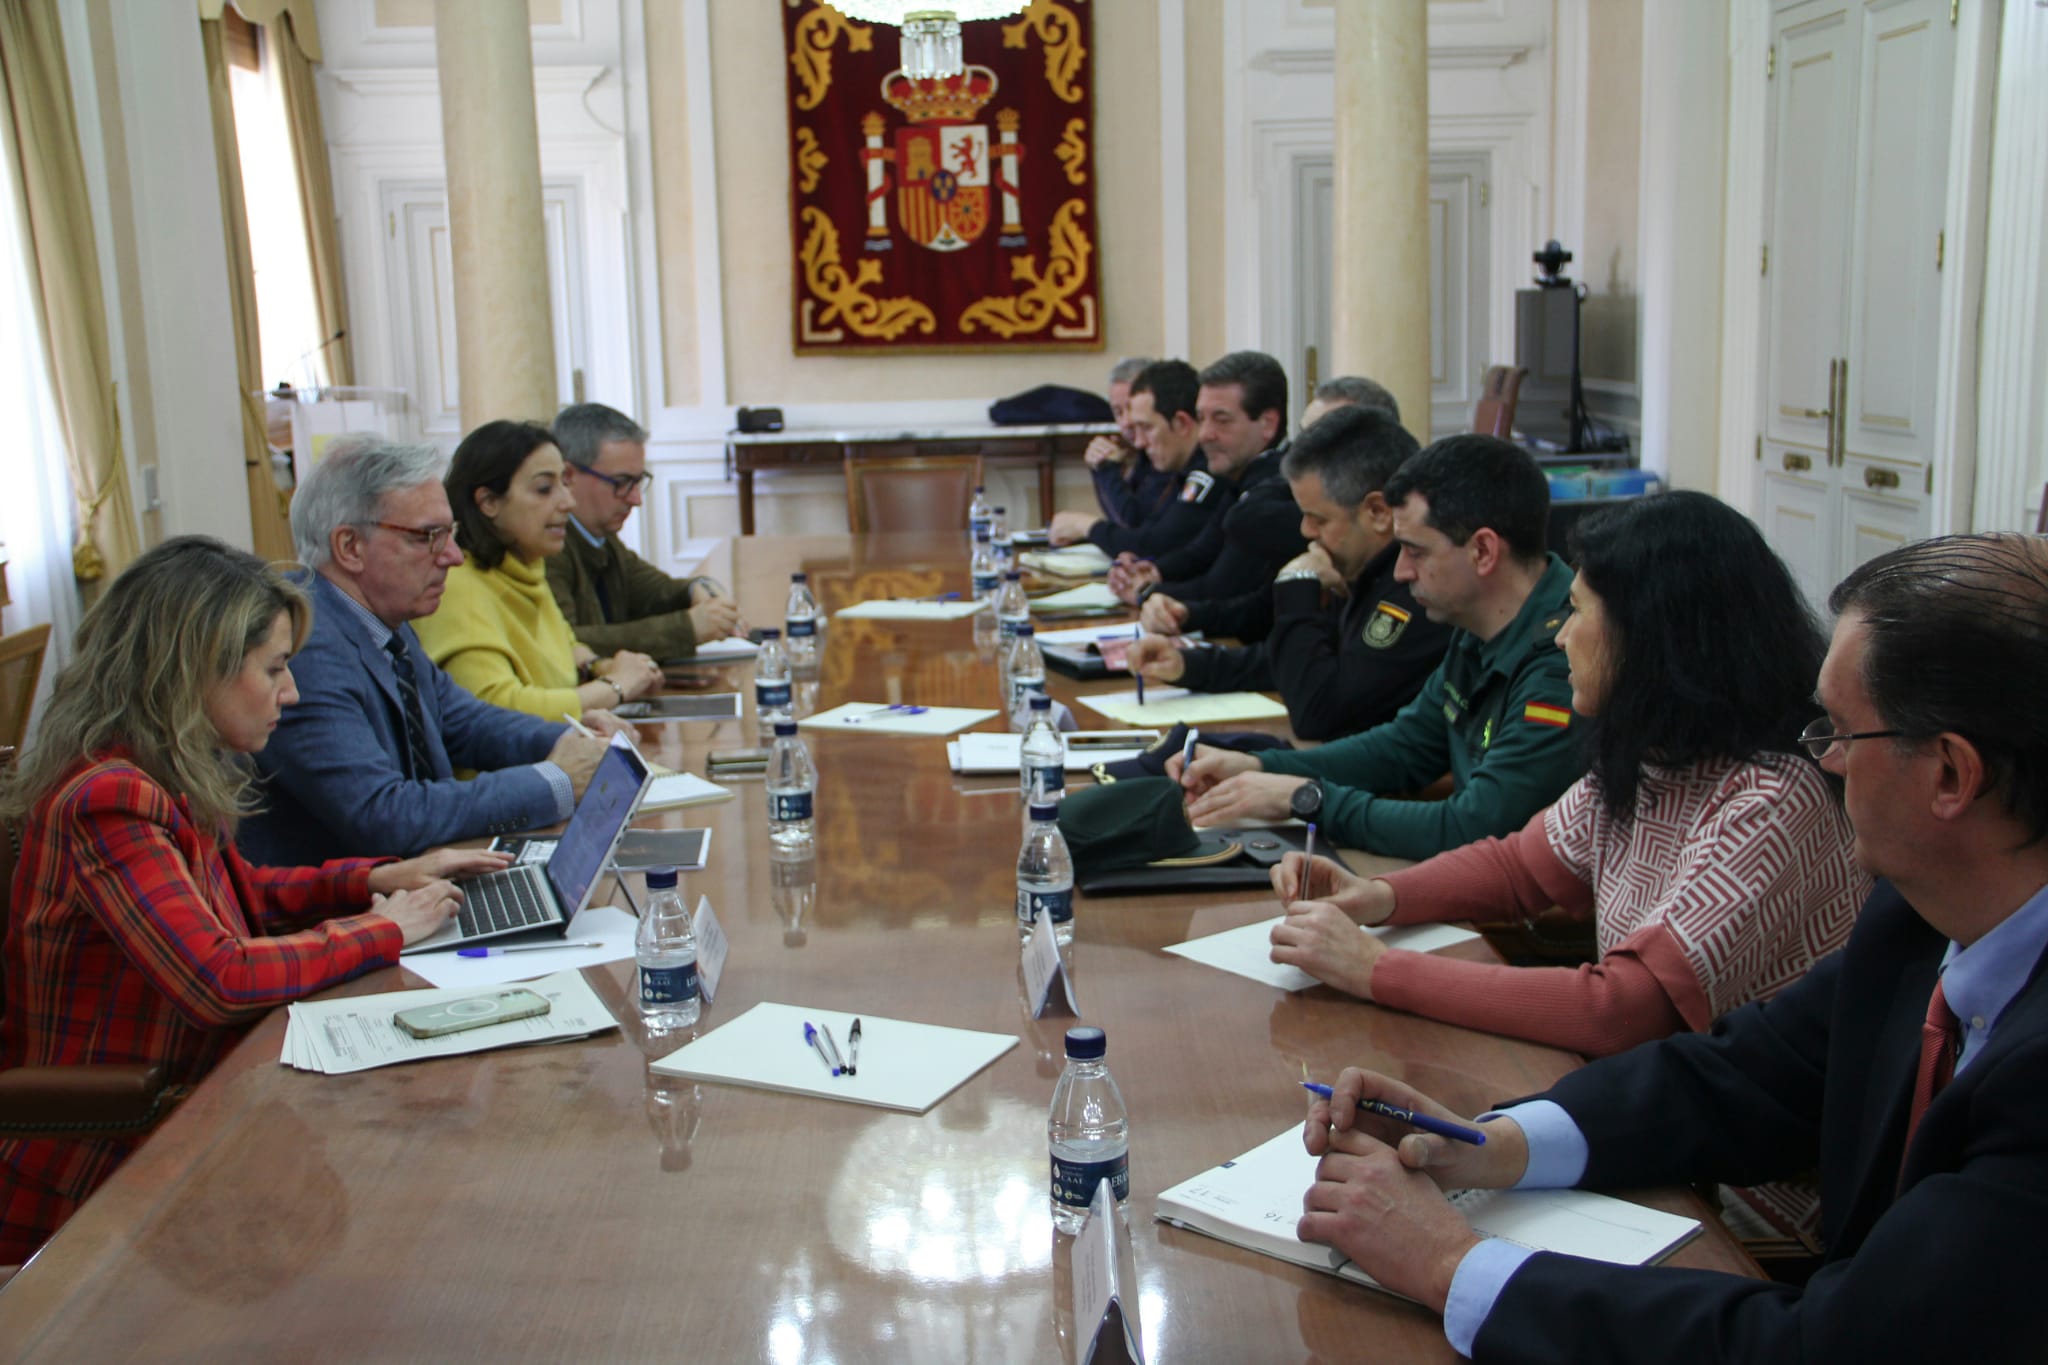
991;505;1012;568
754;627;791;726
1016;800;1074;945
1019;694;1067;804
969;484;992;546
636;867;701;1029
1048;1026;1129;1234
970;529;998;602
785;572;820;668
1008;623;1047;728
767;719;816;851
996;569;1030;643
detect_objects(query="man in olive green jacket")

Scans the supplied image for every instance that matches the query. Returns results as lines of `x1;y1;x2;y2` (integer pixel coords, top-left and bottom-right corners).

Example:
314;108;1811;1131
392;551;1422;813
548;403;743;660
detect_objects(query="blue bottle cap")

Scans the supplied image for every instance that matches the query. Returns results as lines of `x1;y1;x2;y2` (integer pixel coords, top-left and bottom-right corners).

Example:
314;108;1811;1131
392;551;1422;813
1029;694;1051;709
1015;623;1034;636
1004;569;1021;579
760;627;781;638
791;571;807;582
645;867;679;890
1028;801;1059;822
1063;1026;1106;1060
774;720;798;736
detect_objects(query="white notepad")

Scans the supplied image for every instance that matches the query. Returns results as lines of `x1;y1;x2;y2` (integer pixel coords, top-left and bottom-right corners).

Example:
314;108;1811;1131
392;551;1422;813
947;731;1153;773
401;906;639;989
639;770;735;811
1156;1128;1700;1300
801;702;998;735
1082;687;1290;726
1032;583;1121;611
1021;545;1113;577
649;1001;1019;1113
1164;916;1481;991
675;637;760;660
835;598;987;621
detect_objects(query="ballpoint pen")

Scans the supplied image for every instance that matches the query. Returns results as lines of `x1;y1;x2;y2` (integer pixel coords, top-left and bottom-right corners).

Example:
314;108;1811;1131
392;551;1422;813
456;940;602;958
1182;727;1200;772
846;704;930;723
1133;625;1145;704
805;1022;840;1075
561;712;597;738
817;1023;848;1076
1299;823;1318;900
1300;1082;1488;1146
847;1018;862;1076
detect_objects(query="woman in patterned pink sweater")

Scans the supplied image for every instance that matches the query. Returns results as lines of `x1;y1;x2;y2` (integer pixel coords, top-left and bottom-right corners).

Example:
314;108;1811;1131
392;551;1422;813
1270;491;1870;1059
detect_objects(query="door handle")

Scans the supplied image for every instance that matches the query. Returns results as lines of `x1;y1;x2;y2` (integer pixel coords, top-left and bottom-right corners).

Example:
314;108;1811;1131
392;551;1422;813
1831;356;1848;466
1783;452;1813;473
1863;465;1901;490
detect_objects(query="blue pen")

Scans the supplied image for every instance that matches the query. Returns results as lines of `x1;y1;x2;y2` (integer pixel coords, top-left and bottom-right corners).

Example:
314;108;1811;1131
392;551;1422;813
805;1022;840;1076
1300;1082;1488;1146
1133;625;1146;704
1182;726;1200;772
847;704;929;723
456;940;601;958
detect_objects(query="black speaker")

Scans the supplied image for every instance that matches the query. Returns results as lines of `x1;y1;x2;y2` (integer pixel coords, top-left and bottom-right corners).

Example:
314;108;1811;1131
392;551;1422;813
735;406;784;433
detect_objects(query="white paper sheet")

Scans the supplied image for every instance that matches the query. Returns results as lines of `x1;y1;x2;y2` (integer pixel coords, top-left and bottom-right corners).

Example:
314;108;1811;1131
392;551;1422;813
834;598;988;621
1080;687;1290;726
649;1001;1017;1113
947;732;1152;773
800;702;998;736
1075;1179;1144;1364
280;969;617;1074
1163;916;1481;991
640;771;734;811
1032;583;1121;611
675;637;760;659
1021;545;1112;577
1023;909;1081;1017
400;907;640;989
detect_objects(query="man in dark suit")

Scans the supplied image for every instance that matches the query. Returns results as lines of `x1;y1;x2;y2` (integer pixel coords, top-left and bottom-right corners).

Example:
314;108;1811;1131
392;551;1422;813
240;437;610;867
1293;533;2048;1360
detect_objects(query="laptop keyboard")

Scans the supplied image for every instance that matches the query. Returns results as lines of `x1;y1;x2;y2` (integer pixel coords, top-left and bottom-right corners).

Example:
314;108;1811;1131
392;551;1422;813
457;866;556;938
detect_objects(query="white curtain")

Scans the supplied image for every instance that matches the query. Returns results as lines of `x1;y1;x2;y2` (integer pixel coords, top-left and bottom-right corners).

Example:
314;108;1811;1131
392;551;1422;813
0;104;83;731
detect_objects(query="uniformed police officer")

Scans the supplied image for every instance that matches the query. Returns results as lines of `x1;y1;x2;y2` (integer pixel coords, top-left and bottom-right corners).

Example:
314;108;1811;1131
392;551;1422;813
1173;434;1579;861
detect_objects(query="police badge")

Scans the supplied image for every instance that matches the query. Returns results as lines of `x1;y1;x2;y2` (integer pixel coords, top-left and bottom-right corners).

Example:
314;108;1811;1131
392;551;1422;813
1362;600;1411;649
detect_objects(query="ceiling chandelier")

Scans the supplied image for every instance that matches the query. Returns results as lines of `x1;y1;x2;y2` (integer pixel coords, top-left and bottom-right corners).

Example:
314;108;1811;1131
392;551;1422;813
831;3;1030;82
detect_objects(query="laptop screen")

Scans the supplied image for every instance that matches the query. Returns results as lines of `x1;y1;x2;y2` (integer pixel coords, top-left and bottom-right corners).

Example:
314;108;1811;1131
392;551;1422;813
546;743;649;912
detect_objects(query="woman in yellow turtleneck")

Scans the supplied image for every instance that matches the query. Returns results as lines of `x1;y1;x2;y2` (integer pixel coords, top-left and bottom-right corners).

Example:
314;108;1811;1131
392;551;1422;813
414;420;664;724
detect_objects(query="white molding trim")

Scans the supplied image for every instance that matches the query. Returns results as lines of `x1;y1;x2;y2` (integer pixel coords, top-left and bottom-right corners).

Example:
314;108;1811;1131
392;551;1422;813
1713;0;1769;510
1221;0;1253;345
680;0;727;414
620;0;658;423
1159;0;1189;358
1634;0;1681;480
1248;43;1532;76
1932;0;1999;535
1549;0;1588;253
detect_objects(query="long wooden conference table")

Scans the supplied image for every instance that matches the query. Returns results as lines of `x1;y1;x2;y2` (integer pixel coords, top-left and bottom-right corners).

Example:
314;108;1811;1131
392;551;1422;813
0;532;1756;1362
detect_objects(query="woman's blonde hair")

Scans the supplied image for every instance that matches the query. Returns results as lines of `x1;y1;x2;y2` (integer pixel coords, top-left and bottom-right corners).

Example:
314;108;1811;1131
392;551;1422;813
1;536;309;832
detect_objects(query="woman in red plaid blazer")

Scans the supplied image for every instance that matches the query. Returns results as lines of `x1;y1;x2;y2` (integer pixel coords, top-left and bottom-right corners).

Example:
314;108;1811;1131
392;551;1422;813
0;538;504;1264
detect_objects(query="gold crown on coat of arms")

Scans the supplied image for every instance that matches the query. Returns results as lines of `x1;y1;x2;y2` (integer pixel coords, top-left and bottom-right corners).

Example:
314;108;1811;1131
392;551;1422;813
881;64;998;123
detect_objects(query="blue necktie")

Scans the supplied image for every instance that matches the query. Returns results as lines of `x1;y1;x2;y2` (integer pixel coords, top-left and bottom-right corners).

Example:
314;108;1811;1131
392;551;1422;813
383;634;438;781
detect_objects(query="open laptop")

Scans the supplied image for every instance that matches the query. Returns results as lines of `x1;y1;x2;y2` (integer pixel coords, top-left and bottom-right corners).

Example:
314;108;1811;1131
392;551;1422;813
402;740;651;955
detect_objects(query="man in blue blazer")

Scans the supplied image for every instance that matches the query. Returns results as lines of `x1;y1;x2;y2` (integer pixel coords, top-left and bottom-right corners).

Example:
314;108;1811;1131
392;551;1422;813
1291;533;2048;1361
240;438;611;867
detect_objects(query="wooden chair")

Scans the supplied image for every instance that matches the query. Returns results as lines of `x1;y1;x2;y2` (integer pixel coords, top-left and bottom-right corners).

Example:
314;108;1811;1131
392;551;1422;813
1472;365;1528;439
0;624;51;753
844;455;985;534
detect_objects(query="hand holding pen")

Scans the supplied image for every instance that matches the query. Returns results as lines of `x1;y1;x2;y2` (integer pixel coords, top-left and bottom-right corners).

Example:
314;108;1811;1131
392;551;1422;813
1300;1068;1528;1190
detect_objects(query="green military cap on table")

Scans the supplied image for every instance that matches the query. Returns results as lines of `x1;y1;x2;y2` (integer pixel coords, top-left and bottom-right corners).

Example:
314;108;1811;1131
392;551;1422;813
1057;777;1243;876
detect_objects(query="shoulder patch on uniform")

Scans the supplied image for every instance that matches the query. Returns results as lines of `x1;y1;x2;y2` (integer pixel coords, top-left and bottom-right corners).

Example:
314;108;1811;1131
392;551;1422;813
1362;600;1411;649
1180;470;1215;503
1540;615;1567;637
1524;701;1572;729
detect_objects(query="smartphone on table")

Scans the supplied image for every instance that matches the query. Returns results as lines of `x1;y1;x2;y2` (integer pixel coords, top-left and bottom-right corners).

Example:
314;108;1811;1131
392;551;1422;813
393;988;551;1040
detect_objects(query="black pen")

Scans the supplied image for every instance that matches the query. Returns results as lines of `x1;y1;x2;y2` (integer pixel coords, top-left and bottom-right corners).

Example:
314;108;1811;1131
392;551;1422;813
847;1018;862;1076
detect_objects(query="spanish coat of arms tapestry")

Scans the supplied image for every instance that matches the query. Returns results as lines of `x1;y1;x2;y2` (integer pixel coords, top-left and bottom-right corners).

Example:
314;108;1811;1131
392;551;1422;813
780;0;1102;354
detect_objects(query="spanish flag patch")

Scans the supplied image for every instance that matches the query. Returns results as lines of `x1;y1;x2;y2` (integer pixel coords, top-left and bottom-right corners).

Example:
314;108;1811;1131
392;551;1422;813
1524;701;1572;729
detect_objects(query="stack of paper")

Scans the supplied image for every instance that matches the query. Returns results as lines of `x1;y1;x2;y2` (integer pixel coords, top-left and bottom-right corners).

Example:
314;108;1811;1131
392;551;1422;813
667;637;760;662
650;1001;1018;1113
279;970;618;1074
947;731;1153;773
1164;917;1481;990
1021;544;1112;578
835;598;987;621
1081;686;1290;726
1031;583;1121;612
640;769;734;812
800;702;998;736
1156;1128;1700;1299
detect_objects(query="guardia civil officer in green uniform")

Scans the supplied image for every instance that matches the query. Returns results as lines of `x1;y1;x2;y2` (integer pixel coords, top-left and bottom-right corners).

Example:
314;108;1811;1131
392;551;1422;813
1174;434;1580;861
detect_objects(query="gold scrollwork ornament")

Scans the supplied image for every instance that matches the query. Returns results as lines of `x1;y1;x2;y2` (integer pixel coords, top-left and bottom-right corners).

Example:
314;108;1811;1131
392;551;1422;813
959;198;1094;340
1002;0;1086;104
788;0;873;112
800;207;937;342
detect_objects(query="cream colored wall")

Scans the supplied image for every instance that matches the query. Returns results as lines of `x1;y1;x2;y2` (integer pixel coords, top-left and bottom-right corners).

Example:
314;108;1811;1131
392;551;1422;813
1579;0;1640;386
646;0;700;408
1184;0;1225;366
650;0;1165;408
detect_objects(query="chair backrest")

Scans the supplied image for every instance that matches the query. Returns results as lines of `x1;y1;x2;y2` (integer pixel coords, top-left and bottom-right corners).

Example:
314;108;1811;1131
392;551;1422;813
844;455;985;534
1472;365;1528;439
0;625;52;753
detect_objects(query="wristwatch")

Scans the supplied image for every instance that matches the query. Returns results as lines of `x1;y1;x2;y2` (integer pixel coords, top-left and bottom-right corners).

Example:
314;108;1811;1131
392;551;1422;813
1288;780;1323;822
1275;568;1321;585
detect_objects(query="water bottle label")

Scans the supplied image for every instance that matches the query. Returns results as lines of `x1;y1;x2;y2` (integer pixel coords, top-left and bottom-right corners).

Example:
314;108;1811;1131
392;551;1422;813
770;791;814;822
1016;886;1073;925
972;572;998;596
786;618;817;639
999;615;1026;640
970;515;992;538
756;681;792;709
1050;1150;1129;1209
1011;678;1047;706
639;961;699;1006
1030;764;1067;796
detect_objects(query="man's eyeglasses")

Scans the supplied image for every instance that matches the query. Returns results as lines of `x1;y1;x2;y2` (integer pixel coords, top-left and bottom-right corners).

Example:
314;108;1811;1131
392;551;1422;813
368;521;457;555
569;462;654;496
1798;715;1903;760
